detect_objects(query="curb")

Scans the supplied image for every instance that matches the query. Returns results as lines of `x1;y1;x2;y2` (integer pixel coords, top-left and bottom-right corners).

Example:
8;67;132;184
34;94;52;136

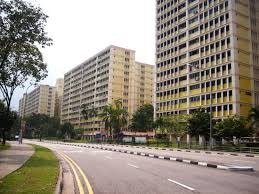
55;152;76;194
46;141;254;172
99;143;259;158
55;156;63;194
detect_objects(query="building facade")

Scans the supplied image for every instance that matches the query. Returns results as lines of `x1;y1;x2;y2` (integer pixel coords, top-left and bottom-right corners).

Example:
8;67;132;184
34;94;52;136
54;78;64;118
61;45;153;136
18;85;56;118
155;0;259;118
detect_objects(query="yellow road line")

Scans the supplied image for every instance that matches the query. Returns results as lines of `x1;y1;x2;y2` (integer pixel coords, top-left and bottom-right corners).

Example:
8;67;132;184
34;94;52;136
62;153;94;194
59;153;85;194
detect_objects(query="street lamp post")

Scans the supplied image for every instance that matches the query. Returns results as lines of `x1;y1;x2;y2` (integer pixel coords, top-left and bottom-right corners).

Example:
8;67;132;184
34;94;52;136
188;64;213;150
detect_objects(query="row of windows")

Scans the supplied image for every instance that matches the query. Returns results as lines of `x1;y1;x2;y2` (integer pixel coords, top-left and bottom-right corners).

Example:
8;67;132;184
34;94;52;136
157;0;227;15
157;27;230;63
157;1;229;33
157;50;231;74
157;75;232;93
157;91;232;106
156;103;233;113
156;103;233;117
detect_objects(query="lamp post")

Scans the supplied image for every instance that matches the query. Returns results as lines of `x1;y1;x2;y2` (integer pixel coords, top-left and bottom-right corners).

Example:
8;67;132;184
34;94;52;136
188;64;213;150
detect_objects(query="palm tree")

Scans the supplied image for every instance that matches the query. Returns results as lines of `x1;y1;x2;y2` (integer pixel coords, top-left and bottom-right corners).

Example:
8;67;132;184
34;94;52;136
99;104;113;138
112;100;128;138
81;105;98;120
99;99;128;140
249;105;259;135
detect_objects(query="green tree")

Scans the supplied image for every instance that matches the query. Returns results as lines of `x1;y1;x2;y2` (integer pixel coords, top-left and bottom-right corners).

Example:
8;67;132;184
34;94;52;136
0;100;17;144
112;100;128;138
154;116;167;135
99;104;113;138
130;104;154;132
99;99;128;139
248;105;259;136
25;113;49;141
81;105;98;120
214;115;253;141
0;0;52;143
61;122;75;139
164;115;189;144
188;109;210;141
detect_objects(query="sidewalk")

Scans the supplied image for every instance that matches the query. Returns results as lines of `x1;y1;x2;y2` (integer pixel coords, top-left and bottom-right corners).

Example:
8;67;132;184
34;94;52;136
0;141;34;179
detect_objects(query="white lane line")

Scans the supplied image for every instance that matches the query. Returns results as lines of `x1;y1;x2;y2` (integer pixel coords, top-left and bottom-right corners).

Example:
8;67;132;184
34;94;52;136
105;156;112;160
63;150;83;153
127;164;139;169
168;179;195;191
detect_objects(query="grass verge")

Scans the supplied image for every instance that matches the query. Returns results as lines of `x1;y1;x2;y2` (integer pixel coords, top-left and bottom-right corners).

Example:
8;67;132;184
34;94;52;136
0;144;59;194
0;142;10;151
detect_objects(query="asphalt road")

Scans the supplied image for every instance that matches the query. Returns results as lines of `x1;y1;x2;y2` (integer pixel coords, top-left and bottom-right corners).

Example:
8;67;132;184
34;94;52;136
27;140;259;194
90;144;259;171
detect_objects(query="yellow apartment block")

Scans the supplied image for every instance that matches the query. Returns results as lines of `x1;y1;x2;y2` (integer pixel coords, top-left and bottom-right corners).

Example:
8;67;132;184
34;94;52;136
155;0;259;118
18;85;56;118
61;45;154;137
54;78;64;118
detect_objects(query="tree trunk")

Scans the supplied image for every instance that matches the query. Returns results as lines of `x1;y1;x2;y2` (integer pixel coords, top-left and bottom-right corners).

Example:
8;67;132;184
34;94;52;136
2;130;6;145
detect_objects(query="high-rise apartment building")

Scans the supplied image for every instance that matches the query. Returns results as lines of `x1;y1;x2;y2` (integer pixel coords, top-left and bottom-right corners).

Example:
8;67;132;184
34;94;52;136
18;85;56;118
134;62;154;111
61;45;153;136
155;0;259;118
54;78;64;118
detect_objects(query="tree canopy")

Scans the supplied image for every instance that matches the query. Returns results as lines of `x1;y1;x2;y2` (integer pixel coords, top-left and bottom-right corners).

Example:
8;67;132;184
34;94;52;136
0;0;52;144
214;115;253;140
0;0;51;108
248;105;259;135
0;100;17;144
188;109;210;140
130;104;154;132
99;99;128;139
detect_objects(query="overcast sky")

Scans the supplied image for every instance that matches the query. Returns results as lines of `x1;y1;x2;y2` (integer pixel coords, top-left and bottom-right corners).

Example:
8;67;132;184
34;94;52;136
11;0;156;110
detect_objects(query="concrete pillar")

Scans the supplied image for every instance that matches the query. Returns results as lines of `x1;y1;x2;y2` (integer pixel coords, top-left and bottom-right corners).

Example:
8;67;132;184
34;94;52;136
199;135;204;145
222;138;226;145
211;137;216;146
169;134;173;142
233;136;237;145
187;134;190;144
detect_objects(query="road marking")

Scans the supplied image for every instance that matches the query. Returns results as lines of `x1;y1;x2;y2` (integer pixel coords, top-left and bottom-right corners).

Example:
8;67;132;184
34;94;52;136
168;179;195;191
127;164;139;169
59;153;84;194
64;150;83;153
105;156;112;160
61;153;94;194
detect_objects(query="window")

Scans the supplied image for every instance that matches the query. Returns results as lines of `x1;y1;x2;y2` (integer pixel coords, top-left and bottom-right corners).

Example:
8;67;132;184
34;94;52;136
189;49;199;56
190;84;200;90
189;27;199;34
189;16;198;24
